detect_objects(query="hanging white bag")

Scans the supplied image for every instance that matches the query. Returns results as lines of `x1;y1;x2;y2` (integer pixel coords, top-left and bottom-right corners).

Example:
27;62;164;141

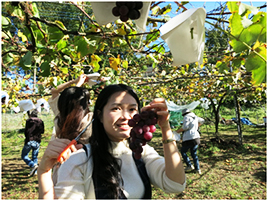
19;99;36;112
159;8;206;66
90;2;151;31
1;91;9;105
36;98;50;113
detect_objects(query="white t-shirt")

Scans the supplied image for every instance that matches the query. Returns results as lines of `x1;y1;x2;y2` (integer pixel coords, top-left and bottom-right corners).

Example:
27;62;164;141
182;112;204;142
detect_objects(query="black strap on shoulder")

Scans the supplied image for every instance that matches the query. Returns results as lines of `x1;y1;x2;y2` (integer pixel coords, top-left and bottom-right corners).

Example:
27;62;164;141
82;144;88;156
132;153;152;199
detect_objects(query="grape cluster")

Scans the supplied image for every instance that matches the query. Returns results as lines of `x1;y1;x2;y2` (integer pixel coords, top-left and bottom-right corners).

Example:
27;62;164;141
128;110;158;159
112;1;143;22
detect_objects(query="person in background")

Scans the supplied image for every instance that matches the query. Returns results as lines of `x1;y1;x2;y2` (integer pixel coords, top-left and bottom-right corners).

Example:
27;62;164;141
47;74;94;184
176;108;204;175
48;74;92;141
48;74;105;140
21;109;44;176
38;84;186;199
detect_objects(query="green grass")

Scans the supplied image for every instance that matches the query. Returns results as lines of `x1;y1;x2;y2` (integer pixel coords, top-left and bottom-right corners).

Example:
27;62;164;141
1;107;267;199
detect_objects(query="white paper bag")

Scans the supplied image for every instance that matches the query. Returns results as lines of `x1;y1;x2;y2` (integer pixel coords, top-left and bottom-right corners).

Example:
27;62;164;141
159;8;206;66
90;2;151;31
19;99;36;112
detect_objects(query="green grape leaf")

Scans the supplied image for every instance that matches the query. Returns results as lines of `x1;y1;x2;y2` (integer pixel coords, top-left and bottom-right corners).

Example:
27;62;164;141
12;7;24;20
40;61;50;77
218;61;229;73
19;51;32;70
227;1;239;13
2;16;11;27
89;55;102;71
232;58;243;69
122;60;128;69
59;67;68;75
55;20;67;31
77;37;97;57
146;30;160;43
31;3;40;18
57;38;67;50
245;46;266;71
48;26;64;42
5;53;14;63
251;64;266;85
252;12;266;43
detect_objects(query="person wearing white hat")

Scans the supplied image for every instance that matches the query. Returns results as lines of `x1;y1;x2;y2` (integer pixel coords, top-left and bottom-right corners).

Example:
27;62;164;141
176;108;204;174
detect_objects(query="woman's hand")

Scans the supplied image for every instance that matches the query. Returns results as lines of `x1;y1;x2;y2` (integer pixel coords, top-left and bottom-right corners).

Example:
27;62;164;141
38;138;82;199
76;74;87;87
38;139;83;173
141;98;171;131
143;98;186;184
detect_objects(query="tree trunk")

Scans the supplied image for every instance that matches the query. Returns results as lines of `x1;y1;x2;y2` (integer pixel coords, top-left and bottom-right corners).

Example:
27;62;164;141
209;94;226;136
233;93;243;145
209;98;219;135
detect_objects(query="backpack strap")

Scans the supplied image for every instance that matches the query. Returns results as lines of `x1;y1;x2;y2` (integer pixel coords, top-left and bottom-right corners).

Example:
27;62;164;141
82;144;88;157
132;152;152;199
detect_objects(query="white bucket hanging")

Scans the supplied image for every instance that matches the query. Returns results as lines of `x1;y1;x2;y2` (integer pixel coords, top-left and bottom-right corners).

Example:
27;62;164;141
159;7;206;66
90;1;151;31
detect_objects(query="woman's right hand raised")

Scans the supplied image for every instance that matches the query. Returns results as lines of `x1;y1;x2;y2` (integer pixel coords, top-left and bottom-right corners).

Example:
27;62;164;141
38;139;83;173
76;74;87;87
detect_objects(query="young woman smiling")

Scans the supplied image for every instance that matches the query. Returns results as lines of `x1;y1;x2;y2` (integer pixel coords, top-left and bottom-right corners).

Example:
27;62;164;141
38;84;186;199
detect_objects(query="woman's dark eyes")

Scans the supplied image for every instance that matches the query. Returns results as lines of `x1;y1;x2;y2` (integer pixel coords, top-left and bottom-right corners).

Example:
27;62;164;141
112;107;137;111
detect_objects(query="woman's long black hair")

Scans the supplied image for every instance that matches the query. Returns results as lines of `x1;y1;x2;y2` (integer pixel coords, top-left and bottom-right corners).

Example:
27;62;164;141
89;84;140;199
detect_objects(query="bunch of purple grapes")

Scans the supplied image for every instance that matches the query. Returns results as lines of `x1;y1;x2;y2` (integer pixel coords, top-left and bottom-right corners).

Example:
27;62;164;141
112;1;143;22
128;110;158;159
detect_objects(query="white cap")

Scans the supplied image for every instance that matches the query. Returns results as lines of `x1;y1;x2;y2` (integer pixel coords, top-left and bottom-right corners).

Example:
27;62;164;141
90;2;151;31
159;8;206;66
